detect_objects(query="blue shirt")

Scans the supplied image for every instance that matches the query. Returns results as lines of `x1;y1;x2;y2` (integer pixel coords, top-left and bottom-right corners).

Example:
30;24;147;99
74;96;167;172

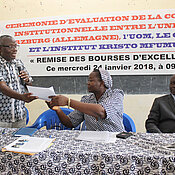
69;89;125;132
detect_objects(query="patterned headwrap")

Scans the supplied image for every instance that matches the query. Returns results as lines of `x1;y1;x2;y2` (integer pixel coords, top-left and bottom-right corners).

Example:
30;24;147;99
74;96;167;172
99;68;113;89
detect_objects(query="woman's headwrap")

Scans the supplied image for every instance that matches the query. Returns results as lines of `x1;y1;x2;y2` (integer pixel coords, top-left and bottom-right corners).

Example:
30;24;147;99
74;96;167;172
99;68;113;89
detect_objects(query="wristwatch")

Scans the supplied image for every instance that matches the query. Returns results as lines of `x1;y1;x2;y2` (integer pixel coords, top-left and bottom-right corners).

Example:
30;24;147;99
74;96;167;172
28;77;33;84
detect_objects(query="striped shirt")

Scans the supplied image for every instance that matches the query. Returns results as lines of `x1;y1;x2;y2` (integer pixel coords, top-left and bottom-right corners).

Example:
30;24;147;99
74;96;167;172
69;89;125;132
0;56;31;123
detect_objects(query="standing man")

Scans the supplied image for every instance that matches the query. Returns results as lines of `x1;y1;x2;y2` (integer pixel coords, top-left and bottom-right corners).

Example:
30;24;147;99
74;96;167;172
47;68;125;132
0;35;37;128
145;75;175;133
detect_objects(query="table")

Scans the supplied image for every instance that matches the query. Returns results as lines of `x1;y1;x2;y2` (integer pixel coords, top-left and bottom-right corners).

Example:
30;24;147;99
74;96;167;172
1;128;175;175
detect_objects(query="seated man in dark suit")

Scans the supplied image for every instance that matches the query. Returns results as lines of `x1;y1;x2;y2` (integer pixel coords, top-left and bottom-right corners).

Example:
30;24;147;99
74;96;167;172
145;75;175;133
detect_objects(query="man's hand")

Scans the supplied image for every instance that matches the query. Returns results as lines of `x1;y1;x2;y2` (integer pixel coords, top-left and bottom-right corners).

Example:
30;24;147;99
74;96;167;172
21;93;38;103
19;70;31;84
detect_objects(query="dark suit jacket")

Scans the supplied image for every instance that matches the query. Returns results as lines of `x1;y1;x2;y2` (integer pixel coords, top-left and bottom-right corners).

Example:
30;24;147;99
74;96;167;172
145;94;175;133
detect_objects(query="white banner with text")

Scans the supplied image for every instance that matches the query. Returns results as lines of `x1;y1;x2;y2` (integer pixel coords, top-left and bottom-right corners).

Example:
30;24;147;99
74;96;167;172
1;9;175;76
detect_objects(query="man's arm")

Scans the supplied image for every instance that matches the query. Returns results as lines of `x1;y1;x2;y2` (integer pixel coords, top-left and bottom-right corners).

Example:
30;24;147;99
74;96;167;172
17;60;33;86
19;70;33;86
0;81;37;103
145;98;162;133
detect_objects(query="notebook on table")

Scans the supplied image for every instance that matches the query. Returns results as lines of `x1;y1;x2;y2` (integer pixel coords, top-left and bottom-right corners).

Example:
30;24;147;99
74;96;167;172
2;136;55;155
13;127;38;137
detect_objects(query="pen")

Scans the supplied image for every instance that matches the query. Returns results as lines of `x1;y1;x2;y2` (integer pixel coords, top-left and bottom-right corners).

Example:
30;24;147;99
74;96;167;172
2;129;5;134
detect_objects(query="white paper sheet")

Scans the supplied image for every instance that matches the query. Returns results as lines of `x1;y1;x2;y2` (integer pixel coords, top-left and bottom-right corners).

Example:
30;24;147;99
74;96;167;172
27;85;56;101
3;136;55;154
75;131;117;143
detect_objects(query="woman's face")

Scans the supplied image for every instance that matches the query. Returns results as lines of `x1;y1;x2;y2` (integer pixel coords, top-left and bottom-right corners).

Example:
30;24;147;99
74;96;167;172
87;72;103;93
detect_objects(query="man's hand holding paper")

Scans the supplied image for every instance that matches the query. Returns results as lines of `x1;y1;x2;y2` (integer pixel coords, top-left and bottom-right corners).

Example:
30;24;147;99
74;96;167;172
27;85;56;101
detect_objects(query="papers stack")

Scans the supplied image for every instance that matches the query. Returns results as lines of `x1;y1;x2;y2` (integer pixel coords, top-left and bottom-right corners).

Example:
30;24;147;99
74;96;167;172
75;131;116;143
27;85;56;101
2;136;55;155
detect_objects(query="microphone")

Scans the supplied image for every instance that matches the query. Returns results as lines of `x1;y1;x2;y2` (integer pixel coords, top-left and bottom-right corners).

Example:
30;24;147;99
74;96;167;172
17;64;25;86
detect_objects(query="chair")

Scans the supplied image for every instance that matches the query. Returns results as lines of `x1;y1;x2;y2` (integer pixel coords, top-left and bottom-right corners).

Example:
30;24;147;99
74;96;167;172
80;120;86;131
123;113;136;132
28;107;84;130
25;107;29;125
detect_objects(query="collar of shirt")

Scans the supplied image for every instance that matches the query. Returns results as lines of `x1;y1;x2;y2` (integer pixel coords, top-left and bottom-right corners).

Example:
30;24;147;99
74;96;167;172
171;94;175;101
0;56;16;64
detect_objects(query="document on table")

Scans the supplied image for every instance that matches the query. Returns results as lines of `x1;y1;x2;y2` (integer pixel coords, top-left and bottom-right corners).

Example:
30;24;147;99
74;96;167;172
75;131;116;143
13;127;38;137
2;136;55;155
27;85;56;101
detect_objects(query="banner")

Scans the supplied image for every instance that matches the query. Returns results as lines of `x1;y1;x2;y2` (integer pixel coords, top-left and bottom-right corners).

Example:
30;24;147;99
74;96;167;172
1;9;175;76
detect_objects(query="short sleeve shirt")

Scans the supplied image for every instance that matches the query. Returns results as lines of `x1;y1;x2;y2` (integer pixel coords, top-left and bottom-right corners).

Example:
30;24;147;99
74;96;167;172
68;89;125;132
0;56;31;123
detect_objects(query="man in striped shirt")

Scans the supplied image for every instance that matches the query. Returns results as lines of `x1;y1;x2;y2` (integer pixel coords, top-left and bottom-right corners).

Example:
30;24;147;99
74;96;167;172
0;35;37;128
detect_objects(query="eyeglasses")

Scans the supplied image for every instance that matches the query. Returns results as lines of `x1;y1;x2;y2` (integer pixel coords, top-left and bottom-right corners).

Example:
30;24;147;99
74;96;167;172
0;45;20;49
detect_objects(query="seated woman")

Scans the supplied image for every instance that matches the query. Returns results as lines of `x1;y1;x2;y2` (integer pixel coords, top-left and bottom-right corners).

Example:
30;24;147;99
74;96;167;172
46;68;125;132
